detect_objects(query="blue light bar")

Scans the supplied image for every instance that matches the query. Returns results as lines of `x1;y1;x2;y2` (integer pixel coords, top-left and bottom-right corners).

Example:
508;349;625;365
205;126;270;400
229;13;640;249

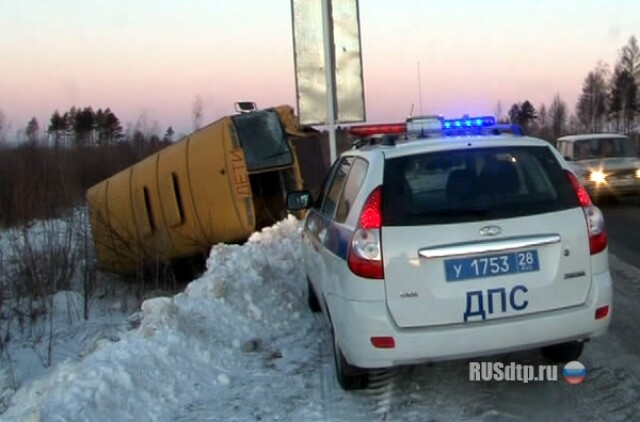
442;115;496;129
350;114;518;143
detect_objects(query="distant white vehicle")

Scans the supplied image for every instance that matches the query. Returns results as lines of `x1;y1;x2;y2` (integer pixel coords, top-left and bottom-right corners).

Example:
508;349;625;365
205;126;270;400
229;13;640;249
555;133;640;200
287;116;612;390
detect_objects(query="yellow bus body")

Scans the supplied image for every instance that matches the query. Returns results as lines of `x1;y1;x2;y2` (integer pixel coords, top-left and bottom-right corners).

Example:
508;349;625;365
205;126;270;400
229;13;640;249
87;105;304;275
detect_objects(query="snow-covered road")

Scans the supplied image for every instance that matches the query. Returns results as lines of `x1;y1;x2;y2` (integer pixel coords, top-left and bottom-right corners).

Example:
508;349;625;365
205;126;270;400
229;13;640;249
2;216;640;421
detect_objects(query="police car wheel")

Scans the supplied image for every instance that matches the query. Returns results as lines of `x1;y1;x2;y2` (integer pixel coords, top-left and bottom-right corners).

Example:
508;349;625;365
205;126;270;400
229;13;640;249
332;329;369;390
307;277;321;313
541;341;584;363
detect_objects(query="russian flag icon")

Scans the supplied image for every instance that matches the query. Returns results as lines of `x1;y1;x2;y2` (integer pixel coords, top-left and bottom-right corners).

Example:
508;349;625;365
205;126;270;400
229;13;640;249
563;361;586;384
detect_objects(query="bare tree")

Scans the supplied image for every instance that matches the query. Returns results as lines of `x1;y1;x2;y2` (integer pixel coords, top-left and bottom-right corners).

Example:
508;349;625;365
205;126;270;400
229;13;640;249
576;64;608;132
0;109;6;145
568;114;580;134
538;104;548;127
620;35;640;84
192;95;203;131
493;100;505;123
549;94;567;138
609;37;640;132
529;103;549;140
609;66;638;133
508;103;520;125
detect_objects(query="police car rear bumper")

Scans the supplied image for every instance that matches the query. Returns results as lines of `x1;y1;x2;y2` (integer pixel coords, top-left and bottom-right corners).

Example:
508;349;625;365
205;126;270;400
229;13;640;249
334;271;612;369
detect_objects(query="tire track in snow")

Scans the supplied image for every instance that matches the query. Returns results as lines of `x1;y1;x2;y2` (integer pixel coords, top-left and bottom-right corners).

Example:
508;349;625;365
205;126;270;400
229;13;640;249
560;362;640;422
562;255;640;422
314;310;397;422
365;369;397;420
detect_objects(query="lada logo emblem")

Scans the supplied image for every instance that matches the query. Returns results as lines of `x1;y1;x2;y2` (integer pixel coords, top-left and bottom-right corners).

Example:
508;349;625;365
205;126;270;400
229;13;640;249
479;225;502;237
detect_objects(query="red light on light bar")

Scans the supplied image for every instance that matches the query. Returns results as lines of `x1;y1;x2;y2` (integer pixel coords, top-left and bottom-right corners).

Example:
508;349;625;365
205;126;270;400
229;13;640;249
348;123;406;137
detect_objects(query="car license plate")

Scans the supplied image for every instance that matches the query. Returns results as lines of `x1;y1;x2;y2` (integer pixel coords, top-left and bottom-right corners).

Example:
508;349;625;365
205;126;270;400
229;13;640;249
445;249;539;282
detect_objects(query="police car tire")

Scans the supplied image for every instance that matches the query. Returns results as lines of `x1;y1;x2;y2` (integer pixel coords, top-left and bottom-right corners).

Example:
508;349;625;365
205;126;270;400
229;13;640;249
332;329;369;390
307;277;321;313
541;341;584;363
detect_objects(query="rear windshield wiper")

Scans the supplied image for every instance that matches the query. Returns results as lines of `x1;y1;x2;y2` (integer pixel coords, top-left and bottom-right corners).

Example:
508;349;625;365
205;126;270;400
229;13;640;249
405;207;490;218
445;207;489;217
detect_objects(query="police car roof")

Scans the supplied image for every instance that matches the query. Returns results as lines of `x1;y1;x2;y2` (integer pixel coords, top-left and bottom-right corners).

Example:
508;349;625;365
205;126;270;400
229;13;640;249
349;133;551;159
557;133;628;142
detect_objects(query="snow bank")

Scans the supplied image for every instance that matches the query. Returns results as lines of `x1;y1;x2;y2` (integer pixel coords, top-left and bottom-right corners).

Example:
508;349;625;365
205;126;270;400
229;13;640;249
2;216;325;421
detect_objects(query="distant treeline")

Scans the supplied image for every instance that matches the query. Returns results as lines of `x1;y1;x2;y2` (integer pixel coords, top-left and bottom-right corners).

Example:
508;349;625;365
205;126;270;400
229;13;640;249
16;106;176;148
0;132;171;227
502;36;640;140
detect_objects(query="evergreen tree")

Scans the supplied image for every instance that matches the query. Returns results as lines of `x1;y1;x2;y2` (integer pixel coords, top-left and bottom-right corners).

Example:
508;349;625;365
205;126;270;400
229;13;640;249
508;103;521;125
519;100;537;131
25;117;40;145
163;126;175;143
48;110;65;147
93;108;123;146
74;106;95;147
507;101;537;132
103;108;123;144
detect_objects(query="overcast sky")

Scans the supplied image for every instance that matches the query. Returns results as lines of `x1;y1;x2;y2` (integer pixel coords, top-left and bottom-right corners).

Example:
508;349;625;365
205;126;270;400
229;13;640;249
1;0;638;137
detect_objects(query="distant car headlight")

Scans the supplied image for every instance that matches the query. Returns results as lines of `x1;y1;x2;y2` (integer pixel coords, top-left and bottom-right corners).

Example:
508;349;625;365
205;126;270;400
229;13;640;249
589;171;607;183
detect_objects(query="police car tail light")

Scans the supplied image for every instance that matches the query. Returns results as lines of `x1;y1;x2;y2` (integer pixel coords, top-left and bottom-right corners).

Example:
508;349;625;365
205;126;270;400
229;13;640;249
595;305;609;320
348;186;384;279
565;170;607;255
370;336;395;348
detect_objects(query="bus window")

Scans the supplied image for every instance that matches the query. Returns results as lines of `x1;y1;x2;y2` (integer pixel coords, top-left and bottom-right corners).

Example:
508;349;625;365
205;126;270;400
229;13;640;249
232;110;294;171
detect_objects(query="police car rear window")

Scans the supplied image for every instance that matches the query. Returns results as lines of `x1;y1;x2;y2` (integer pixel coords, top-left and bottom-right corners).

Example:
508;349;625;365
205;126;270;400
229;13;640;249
382;146;579;225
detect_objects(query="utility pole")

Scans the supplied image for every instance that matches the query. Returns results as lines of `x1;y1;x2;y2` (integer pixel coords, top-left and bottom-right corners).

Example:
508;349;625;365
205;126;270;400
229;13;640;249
417;61;424;116
322;0;338;164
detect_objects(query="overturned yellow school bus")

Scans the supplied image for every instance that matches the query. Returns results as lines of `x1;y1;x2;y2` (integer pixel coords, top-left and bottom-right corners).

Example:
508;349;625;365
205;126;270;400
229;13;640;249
87;105;306;275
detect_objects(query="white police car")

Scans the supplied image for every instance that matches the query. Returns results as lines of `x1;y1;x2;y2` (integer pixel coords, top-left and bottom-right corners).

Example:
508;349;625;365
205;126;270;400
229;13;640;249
555;133;640;199
287;116;612;390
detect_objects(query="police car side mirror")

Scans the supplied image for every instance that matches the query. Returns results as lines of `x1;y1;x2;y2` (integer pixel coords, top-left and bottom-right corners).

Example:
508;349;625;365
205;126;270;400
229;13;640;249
286;190;312;211
564;156;572;161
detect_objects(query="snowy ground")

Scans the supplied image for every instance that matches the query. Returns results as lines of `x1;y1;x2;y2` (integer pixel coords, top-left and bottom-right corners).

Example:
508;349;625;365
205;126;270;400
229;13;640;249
1;215;640;421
